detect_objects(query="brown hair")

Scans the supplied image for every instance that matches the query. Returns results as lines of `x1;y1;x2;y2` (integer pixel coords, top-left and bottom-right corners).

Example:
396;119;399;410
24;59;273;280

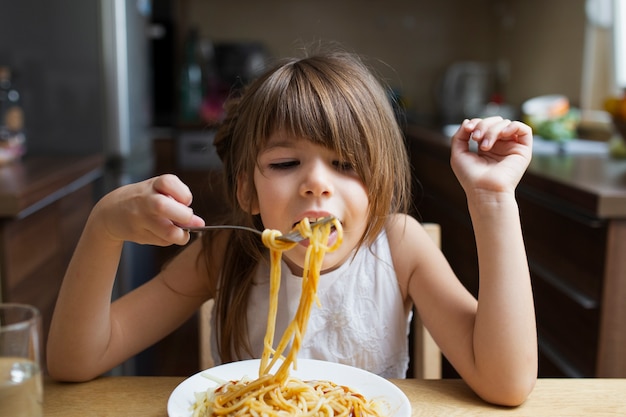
205;48;411;362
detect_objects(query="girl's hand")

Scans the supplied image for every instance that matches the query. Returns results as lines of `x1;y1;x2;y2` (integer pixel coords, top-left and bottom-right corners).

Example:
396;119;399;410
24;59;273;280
450;117;533;197
91;174;205;246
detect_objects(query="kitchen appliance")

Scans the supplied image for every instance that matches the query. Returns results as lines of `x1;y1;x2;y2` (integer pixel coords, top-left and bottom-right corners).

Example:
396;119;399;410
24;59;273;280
0;0;153;165
176;41;270;171
437;61;494;124
0;0;156;375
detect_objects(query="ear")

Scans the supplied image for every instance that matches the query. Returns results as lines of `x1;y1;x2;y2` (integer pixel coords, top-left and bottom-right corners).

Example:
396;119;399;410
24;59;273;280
236;174;260;215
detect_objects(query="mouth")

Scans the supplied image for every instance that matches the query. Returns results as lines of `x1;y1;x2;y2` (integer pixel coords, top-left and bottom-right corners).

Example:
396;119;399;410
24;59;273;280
292;216;338;232
292;216;340;247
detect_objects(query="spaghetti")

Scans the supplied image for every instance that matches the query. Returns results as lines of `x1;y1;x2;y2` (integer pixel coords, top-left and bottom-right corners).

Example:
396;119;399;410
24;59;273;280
192;218;385;416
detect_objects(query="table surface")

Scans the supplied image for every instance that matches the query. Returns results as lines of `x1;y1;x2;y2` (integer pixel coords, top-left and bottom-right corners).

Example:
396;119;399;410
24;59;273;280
44;376;626;416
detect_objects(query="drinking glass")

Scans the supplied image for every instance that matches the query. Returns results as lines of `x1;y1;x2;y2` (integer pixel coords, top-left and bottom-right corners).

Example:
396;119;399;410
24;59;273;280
0;303;43;417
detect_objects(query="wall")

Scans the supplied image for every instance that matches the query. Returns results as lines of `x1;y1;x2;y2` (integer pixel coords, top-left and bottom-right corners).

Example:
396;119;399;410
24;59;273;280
181;0;588;121
182;0;496;122
0;0;590;142
494;0;587;110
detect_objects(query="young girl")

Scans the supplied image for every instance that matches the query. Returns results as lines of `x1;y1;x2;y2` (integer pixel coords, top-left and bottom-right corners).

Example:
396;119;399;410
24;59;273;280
47;49;537;406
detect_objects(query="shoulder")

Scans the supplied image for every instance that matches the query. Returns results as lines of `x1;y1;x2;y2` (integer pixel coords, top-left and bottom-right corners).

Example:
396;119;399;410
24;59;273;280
384;213;432;249
384;214;443;298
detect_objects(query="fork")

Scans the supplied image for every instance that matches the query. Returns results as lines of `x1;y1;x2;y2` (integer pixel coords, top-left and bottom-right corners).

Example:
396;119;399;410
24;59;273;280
182;216;336;243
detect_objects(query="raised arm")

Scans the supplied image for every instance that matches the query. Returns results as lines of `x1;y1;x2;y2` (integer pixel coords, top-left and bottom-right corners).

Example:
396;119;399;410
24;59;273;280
449;117;537;404
394;117;536;406
47;174;209;381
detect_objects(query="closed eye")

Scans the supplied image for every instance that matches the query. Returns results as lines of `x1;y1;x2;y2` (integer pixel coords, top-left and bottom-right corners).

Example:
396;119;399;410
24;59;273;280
333;160;355;172
269;160;300;170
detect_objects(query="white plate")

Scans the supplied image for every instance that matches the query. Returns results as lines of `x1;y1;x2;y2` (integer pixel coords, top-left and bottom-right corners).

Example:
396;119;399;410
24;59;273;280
167;359;411;417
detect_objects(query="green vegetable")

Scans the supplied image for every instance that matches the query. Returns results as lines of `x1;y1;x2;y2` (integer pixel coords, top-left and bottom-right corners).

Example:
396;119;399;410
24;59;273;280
536;109;580;141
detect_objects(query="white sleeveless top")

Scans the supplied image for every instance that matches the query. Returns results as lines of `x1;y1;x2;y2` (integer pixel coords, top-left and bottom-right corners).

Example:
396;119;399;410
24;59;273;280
210;230;412;378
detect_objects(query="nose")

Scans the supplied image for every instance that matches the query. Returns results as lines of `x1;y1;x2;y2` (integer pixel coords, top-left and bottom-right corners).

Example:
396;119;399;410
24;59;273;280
300;159;334;198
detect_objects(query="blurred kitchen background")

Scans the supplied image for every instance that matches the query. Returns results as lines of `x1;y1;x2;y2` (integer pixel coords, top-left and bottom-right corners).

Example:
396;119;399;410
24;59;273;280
1;0;625;378
2;0;623;157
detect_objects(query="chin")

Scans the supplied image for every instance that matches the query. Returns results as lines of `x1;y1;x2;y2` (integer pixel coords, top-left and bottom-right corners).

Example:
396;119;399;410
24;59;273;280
283;247;347;276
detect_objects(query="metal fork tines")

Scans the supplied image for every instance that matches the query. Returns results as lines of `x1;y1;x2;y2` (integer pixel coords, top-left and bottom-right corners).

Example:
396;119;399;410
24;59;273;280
183;216;335;244
275;216;335;243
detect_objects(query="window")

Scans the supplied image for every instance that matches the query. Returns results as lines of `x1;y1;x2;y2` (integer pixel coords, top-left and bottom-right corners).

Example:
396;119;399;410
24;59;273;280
581;0;624;121
614;0;626;89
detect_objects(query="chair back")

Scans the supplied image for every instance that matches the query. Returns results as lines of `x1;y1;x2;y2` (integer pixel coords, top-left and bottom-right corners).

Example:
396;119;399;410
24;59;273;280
412;223;442;379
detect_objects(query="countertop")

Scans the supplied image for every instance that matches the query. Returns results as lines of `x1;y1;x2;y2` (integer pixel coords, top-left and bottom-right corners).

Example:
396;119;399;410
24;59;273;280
406;125;626;219
0;154;104;218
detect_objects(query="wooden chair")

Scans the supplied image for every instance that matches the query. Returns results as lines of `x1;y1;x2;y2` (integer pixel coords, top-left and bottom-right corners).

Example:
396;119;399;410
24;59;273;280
412;223;442;379
199;300;215;369
198;223;442;379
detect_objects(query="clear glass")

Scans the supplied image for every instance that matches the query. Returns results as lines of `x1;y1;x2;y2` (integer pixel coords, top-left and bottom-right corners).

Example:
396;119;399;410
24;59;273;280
0;303;43;417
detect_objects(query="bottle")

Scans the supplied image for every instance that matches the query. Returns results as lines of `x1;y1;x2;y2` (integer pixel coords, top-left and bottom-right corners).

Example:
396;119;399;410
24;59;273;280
179;30;203;123
0;66;26;164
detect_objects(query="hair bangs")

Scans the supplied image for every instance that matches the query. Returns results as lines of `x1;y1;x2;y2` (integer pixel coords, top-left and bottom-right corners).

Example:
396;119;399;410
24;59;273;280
250;59;368;170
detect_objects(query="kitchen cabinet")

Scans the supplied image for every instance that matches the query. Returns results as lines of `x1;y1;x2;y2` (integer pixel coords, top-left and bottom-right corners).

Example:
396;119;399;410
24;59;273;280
152;136;230;263
406;125;626;378
0;155;103;371
146;136;230;376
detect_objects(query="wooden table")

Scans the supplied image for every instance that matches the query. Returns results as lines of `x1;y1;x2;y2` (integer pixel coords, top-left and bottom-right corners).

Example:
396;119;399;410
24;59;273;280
44;377;626;416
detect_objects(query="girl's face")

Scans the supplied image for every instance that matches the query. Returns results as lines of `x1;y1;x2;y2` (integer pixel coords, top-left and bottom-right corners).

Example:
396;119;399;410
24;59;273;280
249;130;369;273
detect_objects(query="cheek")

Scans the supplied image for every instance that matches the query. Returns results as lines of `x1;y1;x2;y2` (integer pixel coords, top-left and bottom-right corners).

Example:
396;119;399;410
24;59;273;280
253;171;290;218
344;179;370;224
352;181;370;209
257;185;289;212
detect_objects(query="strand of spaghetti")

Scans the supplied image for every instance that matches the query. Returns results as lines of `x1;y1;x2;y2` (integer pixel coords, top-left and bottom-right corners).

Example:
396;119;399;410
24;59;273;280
273;220;335;381
213;374;271;405
260;219;315;375
265;388;296;414
262;243;313;375
270;228;316;379
259;229;296;373
265;217;340;390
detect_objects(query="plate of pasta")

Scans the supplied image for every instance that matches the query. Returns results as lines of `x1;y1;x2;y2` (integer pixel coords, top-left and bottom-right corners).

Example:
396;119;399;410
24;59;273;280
167;358;411;417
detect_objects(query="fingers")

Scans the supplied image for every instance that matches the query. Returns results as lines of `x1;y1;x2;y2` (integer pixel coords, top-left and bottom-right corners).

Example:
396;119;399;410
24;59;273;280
502;120;533;147
152;174;193;207
96;175;207;247
465;117;509;150
112;175;201;246
458;117;533;151
148;175;205;244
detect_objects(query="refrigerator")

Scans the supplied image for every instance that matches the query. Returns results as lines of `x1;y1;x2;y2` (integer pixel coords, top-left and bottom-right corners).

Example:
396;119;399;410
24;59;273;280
0;0;160;375
0;0;153;165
